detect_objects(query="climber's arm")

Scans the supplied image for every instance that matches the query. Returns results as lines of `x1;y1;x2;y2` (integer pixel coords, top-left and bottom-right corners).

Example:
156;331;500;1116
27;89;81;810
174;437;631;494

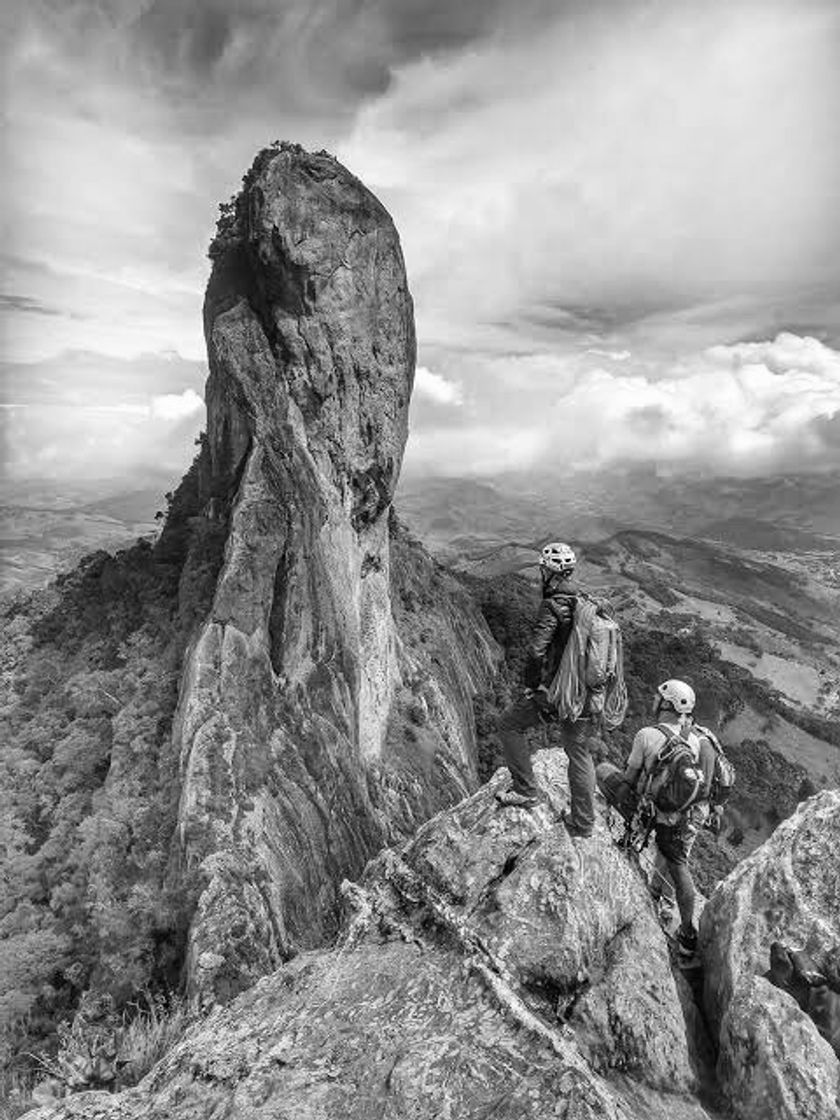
523;600;561;688
621;729;651;790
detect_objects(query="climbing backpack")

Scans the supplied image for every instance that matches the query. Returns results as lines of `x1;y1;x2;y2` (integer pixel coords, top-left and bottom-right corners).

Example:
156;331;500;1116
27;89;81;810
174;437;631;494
646;725;705;814
694;724;735;807
546;594;628;728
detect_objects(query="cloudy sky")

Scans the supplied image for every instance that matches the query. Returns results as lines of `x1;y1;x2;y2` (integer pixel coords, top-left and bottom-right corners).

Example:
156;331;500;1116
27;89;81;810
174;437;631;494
2;0;840;486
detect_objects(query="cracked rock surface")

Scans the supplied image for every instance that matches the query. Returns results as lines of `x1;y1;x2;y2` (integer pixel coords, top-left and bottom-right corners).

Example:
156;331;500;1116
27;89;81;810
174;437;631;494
27;753;716;1120
701;789;840;1120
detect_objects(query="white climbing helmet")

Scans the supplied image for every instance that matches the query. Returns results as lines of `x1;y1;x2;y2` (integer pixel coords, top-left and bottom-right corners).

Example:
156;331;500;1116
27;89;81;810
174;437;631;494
656;679;696;714
539;541;576;575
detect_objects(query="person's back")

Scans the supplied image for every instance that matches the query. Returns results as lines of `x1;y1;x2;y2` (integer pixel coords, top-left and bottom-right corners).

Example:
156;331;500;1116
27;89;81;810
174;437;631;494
626;716;704;824
495;541;603;837
609;679;705;956
526;577;579;690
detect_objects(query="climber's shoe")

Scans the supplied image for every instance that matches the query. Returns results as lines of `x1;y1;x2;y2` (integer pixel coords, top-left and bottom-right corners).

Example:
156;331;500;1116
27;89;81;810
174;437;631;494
495;788;543;809
676;926;699;960
561;812;593;839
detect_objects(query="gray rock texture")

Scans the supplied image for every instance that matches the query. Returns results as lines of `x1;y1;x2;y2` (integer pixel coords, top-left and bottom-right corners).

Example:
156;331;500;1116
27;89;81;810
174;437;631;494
700;789;840;1120
25;752;713;1120
168;144;498;1007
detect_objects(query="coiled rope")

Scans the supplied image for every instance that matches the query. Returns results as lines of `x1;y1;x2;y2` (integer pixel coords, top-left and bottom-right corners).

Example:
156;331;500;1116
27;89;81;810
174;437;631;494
547;595;628;729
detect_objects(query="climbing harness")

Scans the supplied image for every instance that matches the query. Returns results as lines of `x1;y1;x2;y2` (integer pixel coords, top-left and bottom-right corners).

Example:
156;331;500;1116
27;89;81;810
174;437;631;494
605;798;676;899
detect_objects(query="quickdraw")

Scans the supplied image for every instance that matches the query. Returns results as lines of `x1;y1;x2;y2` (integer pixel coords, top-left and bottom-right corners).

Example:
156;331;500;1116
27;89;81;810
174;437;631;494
612;796;656;857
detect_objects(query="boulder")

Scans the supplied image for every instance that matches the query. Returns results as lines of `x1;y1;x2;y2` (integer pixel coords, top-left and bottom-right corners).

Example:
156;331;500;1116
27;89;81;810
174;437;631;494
700;789;840;1120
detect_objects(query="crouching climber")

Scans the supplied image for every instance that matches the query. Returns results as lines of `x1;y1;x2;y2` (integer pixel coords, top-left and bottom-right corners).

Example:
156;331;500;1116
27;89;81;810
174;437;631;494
597;680;713;958
495;542;627;839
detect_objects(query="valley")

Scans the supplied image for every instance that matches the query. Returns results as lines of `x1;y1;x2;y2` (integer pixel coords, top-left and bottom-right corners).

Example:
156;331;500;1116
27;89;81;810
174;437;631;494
0;481;164;594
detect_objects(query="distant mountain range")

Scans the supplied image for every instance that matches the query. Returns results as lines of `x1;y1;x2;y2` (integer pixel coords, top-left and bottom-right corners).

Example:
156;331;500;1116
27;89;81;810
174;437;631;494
397;466;840;797
397;465;840;559
4;466;839;774
0;478;169;593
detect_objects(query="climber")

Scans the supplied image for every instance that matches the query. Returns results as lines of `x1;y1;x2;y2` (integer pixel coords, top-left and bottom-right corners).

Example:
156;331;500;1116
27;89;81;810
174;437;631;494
495;541;601;838
597;680;713;957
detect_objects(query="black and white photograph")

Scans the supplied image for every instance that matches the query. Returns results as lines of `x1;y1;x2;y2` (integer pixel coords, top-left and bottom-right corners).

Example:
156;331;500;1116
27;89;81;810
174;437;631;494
2;1;839;1116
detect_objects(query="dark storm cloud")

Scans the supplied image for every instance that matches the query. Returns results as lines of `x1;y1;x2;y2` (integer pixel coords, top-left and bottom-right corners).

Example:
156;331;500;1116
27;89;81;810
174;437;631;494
134;1;236;76
0;294;73;318
376;0;513;56
7;0;840;484
24;0;528;129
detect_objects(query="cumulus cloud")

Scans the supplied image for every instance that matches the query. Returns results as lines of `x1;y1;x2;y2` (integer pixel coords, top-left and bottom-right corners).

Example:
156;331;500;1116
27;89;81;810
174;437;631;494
404;333;840;477
4;0;840;493
1;0;534;362
150;388;205;421
1;352;207;482
343;0;840;349
414;366;463;406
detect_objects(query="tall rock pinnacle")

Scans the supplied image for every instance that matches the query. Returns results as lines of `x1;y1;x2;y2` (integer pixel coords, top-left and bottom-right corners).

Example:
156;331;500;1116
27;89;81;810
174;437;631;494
170;143;496;1005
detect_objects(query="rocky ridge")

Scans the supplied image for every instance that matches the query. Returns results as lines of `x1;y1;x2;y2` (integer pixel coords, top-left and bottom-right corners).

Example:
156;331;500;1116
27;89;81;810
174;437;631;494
25;752;714;1120
27;761;839;1120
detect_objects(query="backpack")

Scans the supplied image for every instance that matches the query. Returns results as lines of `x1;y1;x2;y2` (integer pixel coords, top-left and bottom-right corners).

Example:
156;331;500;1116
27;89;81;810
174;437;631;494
545;594;627;728
694;724;736;807
646;725;705;814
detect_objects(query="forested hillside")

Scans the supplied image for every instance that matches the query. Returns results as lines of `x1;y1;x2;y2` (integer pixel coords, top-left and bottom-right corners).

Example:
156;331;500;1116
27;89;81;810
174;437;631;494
0;461;224;1071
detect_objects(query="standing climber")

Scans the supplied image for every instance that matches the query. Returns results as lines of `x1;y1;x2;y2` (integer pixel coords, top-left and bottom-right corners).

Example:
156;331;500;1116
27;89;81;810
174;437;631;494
604;680;713;957
495;542;602;838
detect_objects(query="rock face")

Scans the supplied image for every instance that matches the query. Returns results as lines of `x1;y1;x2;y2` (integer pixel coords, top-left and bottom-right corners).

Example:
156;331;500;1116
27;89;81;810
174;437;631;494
700;790;840;1120
167;144;498;1006
26;752;714;1120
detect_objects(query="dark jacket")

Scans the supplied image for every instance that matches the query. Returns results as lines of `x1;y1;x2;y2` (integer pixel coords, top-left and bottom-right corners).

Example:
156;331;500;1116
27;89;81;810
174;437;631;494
523;580;578;690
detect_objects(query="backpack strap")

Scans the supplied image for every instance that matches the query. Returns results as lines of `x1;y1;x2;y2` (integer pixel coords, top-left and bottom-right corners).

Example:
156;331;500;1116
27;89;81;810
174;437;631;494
694;724;723;754
654;723;688;756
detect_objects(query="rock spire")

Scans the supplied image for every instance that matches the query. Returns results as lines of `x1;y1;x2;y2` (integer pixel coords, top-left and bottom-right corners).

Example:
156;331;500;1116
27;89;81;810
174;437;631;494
168;143;496;1004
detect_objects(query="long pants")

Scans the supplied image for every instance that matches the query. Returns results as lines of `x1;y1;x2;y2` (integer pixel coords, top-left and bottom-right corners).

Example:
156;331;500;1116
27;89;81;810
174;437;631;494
498;695;598;834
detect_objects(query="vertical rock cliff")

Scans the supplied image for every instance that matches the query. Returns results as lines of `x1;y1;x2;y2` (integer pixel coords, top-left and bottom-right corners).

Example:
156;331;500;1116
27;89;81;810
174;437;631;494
165;143;498;1006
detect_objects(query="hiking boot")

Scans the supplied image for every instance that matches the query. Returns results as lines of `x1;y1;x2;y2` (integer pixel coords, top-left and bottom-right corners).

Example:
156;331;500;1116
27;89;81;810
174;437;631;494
495;788;542;809
562;812;593;839
676;927;698;958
